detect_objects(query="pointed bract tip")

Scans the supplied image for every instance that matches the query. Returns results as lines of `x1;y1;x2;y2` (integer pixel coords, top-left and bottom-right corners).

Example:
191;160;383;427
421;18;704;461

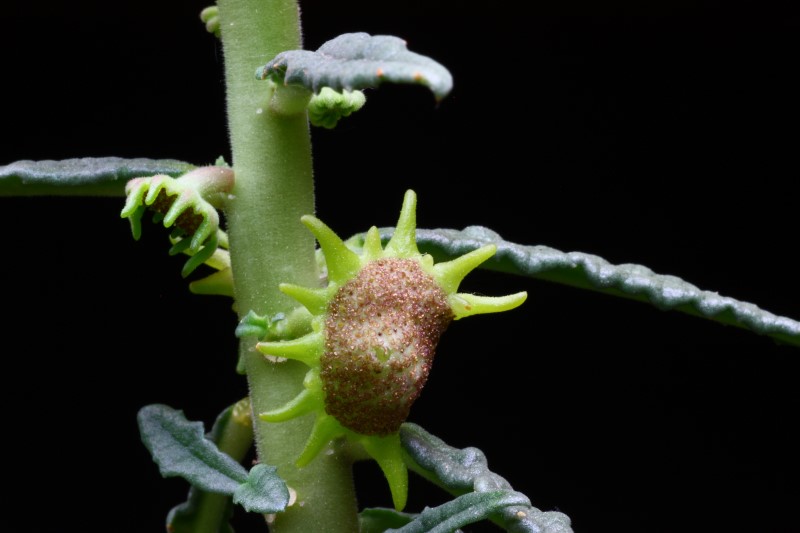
301;214;361;284
384;190;419;257
449;291;528;320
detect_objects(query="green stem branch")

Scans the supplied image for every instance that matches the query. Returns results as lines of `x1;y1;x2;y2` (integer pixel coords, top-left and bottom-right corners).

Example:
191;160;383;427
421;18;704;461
217;1;358;531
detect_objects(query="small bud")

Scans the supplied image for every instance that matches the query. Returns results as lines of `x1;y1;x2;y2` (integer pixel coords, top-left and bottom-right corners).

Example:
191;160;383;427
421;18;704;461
308;88;366;129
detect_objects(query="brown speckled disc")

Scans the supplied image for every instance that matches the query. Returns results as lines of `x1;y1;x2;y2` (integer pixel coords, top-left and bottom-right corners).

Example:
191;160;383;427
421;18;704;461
150;189;204;235
322;257;454;435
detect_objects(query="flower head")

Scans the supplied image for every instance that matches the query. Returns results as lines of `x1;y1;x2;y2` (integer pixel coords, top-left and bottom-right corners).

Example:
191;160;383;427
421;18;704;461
256;190;526;510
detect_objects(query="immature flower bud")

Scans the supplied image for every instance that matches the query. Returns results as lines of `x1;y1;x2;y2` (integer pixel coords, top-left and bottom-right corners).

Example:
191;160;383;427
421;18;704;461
120;165;234;278
307;87;366;129
121;165;233;251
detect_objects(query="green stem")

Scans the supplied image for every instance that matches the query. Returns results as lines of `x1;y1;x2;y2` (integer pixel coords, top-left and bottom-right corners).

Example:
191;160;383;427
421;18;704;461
217;1;358;532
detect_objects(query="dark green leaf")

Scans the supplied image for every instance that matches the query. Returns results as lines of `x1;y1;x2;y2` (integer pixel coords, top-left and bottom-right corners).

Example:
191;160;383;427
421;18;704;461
232;464;290;514
400;423;573;533
0;157;195;196
166;401;254;533
400;423;504;493
257;33;453;100
359;508;418;533
391;491;530;533
367;226;800;347
138;404;248;494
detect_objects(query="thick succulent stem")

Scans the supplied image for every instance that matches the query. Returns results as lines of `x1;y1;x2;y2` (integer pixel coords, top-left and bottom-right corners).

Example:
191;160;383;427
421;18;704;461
217;1;358;531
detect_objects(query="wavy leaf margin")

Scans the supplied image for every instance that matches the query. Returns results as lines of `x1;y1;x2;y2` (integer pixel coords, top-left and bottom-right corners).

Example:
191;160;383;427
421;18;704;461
257;32;453;100
399;423;574;533
353;226;800;347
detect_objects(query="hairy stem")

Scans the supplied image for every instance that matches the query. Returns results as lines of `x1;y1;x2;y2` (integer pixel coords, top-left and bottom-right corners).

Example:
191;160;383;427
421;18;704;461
217;1;358;531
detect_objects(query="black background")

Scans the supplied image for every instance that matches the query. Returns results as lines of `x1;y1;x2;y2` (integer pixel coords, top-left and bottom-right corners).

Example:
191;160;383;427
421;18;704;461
3;1;799;532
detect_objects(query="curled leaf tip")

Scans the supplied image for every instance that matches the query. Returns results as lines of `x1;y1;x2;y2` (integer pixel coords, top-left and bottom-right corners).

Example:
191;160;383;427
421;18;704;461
257;32;453;101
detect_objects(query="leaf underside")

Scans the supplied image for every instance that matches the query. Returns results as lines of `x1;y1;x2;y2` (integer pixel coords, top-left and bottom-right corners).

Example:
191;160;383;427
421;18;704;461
257;32;453;100
399;423;574;533
366;226;800;347
0;157;195;196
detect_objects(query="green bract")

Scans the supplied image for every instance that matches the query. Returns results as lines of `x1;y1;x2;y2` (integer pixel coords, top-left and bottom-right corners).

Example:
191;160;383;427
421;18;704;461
121;166;234;279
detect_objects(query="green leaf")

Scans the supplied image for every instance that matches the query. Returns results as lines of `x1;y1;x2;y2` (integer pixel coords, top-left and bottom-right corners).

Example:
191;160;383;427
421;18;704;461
364;226;800;347
138;404;248;494
399;423;573;533
0;157;195;196
359;508;418;533
166;400;254;533
232;464;290;514
390;491;530;533
140;404;288;521
257;32;453;100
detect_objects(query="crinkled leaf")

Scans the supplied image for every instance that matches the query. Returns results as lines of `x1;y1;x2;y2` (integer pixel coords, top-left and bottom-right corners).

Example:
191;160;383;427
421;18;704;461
390;491;531;533
364;226;800;347
232;464;290;514
0;157;195;196
257;32;452;100
166;401;254;533
400;423;573;533
359;508;418;533
138;404;248;494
